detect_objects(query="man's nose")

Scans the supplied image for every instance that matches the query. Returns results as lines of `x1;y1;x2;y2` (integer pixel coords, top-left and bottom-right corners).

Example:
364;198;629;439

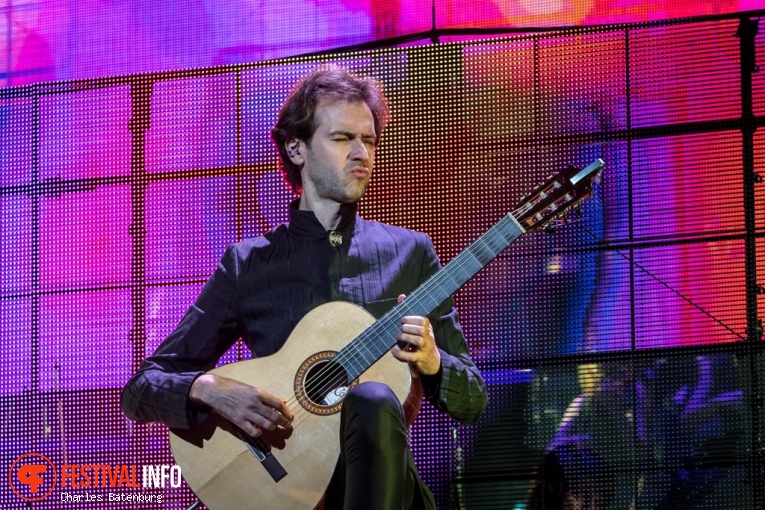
349;139;370;160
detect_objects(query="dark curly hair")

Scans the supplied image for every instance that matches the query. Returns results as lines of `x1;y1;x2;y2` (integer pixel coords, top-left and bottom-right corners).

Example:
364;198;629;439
270;66;389;194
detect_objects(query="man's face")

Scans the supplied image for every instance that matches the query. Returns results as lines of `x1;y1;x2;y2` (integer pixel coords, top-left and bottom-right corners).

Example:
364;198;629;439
294;100;377;205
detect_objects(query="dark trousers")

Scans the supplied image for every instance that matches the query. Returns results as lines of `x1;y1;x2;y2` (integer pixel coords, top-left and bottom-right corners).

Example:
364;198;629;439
323;382;416;510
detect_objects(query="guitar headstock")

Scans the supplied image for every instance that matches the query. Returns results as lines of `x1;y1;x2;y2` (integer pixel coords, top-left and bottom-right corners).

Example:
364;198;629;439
514;159;604;233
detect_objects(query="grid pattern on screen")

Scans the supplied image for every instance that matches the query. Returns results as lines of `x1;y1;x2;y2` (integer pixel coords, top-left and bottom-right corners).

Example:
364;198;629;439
1;14;762;510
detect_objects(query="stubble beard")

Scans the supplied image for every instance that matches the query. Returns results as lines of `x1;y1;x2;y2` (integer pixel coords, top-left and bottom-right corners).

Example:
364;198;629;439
317;175;369;204
308;158;370;205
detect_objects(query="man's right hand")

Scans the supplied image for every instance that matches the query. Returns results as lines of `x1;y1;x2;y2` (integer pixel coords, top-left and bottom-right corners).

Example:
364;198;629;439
189;374;294;438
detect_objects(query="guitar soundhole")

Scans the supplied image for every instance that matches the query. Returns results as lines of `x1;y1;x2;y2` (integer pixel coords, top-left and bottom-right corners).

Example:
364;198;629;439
295;351;356;415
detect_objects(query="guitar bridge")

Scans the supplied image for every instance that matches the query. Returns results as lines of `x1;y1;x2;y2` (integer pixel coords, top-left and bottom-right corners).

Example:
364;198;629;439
237;429;288;482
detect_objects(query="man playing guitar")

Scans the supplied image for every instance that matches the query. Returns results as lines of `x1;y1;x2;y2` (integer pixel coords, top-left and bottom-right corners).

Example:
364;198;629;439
121;66;488;510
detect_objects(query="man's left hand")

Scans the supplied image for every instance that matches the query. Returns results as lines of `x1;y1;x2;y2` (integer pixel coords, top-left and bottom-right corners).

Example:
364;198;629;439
391;295;441;375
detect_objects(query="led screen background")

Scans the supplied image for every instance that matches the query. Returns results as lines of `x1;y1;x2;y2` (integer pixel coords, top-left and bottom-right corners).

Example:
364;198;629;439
3;0;765;87
2;4;765;510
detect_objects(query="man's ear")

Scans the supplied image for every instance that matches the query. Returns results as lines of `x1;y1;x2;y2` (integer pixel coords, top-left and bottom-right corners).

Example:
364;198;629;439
286;140;304;165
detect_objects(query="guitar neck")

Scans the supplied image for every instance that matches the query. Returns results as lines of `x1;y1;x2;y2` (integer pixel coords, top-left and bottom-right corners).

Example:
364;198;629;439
338;213;526;381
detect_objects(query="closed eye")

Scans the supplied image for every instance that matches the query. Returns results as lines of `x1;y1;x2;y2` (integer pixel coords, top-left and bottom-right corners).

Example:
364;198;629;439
329;131;376;147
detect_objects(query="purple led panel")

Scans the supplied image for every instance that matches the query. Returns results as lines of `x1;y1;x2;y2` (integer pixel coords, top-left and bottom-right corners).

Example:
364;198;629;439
630;21;742;128
752;27;765;118
537;32;628;135
145;178;237;281
38;290;133;391
756;130;765;232
634;240;747;349
0;298;32;396
0;98;34;188
39;187;132;291
38;88;132;181
1;196;33;295
632;132;744;241
146;75;239;174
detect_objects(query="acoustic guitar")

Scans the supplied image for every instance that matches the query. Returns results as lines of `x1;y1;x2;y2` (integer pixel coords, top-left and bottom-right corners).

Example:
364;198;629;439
169;159;605;509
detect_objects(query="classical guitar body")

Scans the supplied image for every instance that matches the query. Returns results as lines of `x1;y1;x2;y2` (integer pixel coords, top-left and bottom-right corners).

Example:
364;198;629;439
169;301;413;510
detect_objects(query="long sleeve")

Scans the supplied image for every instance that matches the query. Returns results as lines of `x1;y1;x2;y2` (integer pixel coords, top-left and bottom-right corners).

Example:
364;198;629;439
120;245;243;429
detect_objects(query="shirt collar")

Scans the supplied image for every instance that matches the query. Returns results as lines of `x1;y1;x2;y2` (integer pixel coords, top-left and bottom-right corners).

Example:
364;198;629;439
287;199;358;240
